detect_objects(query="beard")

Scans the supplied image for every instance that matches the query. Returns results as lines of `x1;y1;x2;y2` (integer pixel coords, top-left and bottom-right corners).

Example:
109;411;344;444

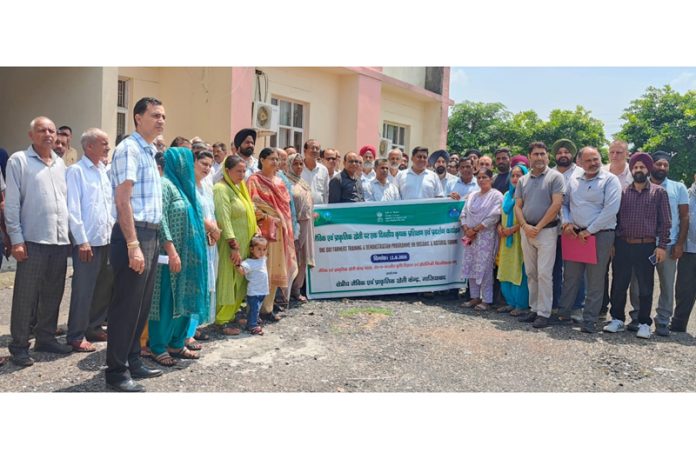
556;157;571;167
633;171;648;183
435;165;446;175
239;147;254;157
651;170;667;181
389;161;400;170
398;164;407;170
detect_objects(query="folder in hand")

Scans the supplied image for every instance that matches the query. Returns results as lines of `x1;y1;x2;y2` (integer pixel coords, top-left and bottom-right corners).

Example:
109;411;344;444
561;233;597;264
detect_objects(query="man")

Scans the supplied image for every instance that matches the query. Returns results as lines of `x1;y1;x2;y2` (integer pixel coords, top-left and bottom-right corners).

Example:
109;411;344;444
557;147;621;333
5;116;72;366
387;148;402;184
492;147;511;194
58;125;80;166
671;173;696;332
191;141;208;156
478;154;493;172
429;149;458;195
449;157;479;201
447;155;460;176
514;141;565;329
65;128;115;352
551;139;585;319
153;135;166;154
329;151;364;203
301;139;330;204
464;149;480;174
399;151;409;170
604;152;671;339
395;147;444;200
365;159;400;202
233;128;258;179
210;142;227;175
106;97;166;391
359;145;377;182
635;151;688;336
321;148;340;179
54;131;69;159
603;140;633;188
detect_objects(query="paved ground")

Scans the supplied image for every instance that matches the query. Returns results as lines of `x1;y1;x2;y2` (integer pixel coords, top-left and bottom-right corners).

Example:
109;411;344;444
1;260;695;392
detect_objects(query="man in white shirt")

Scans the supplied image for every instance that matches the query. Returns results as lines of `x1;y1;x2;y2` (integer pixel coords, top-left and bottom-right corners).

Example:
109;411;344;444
602;139;633;188
233;128;258;180
66;128;115;352
301;139;330;204
387;148;402;185
365;159;400;202
211;142;227;175
430;149;458;195
320;148;340;179
449;157;479;201
395;146;444;200
359;145;377;182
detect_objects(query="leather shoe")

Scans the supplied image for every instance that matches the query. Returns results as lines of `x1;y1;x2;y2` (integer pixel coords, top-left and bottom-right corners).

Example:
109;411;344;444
106;378;145;392
532;316;549;328
34;339;73;354
519;311;538;323
130;364;163;379
11;353;34;367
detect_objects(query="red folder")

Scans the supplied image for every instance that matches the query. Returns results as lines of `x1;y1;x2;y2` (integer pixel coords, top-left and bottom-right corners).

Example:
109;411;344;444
561;233;597;264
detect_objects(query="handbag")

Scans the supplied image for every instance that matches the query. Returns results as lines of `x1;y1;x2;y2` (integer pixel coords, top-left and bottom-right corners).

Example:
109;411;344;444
259;216;278;242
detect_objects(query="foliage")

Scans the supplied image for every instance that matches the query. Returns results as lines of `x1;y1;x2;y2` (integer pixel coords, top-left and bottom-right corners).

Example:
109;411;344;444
619;85;696;186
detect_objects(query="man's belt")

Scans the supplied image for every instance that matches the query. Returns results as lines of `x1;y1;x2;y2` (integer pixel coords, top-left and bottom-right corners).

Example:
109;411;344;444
529;220;558;229
620;237;655;244
134;221;160;231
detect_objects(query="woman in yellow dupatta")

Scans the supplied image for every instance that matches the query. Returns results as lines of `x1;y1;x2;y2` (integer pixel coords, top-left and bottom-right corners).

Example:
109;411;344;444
213;155;258;335
246;148;298;322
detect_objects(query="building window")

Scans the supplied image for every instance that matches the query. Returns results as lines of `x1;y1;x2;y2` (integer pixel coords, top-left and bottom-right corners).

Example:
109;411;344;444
382;122;408;152
116;79;129;141
270;97;305;150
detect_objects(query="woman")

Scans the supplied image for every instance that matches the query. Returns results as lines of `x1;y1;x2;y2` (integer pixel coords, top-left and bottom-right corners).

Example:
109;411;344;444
149;147;208;366
184;151;222;350
286;152;315;303
214;155;258;335
460;168;504;311
496;164;530;315
246;148;298;322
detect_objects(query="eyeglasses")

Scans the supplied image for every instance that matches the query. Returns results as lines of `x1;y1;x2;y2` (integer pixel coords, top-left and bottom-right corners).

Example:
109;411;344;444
324;157;338;161
347;159;361;164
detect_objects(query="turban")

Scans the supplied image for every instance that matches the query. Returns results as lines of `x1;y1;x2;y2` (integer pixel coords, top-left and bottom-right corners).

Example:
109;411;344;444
233;128;256;148
651;150;676;163
551;139;577;156
510;155;530;169
359;145;376;158
629;152;654;172
428;149;450;166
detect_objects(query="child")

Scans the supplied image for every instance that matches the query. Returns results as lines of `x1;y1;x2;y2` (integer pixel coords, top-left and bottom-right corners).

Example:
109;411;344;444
236;236;269;335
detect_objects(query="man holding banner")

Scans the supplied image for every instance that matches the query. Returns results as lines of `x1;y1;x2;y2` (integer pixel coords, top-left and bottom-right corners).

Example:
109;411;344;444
557;147;621;333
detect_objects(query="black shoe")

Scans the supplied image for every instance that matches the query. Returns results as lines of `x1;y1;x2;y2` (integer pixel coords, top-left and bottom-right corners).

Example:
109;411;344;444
259;312;281;323
519;312;538;323
580;321;596;334
10;352;34;367
130;364;163;379
669;323;687;333
106;378;145;392
655;324;670;337
532;316;549;328
34;339;73;354
626;320;640;332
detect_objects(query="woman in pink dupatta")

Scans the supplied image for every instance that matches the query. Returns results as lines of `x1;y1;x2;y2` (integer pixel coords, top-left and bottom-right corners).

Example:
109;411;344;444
246;148;298;322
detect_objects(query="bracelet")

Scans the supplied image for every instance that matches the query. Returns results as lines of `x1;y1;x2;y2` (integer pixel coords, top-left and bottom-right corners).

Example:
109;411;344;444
127;240;140;249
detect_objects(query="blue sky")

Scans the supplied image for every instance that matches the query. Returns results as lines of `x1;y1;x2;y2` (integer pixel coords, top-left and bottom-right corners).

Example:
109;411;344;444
448;67;696;139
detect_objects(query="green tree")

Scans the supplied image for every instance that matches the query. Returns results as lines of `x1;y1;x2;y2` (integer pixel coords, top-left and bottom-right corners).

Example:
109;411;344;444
619;85;696;186
538;106;607;153
447;101;511;154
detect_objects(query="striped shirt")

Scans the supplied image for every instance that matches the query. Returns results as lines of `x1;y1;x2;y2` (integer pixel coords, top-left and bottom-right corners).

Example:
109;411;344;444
616;181;671;249
109;131;162;224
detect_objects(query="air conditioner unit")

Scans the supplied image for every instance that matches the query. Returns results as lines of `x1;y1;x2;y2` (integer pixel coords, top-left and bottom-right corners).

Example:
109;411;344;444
378;138;393;158
252;101;279;136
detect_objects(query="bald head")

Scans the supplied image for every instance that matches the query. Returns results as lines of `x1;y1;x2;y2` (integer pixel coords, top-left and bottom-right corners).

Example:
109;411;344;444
28;116;57;156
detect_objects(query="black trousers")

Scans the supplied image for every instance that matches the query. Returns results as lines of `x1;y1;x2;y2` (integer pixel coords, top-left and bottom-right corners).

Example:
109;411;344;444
672;252;696;330
105;224;159;382
610;240;655;325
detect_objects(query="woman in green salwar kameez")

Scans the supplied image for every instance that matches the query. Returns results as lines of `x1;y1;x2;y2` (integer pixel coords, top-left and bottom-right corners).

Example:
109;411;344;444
149;147;208;366
213;155;258;335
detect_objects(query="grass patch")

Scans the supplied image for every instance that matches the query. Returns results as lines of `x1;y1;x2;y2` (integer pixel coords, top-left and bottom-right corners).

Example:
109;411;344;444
339;307;393;318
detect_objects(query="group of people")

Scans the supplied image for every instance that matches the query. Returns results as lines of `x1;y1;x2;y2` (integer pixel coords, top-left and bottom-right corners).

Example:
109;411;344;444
1;96;695;391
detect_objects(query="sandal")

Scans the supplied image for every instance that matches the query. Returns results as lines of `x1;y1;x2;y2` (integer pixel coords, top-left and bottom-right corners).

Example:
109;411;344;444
169;347;200;360
0;356;8;367
260;312;281;323
193;330;210;341
69;339;96;353
140;347;153;358
247;326;264;336
496;305;514;313
509;308;528;317
221;323;241;336
151;352;177;367
185;338;203;351
474;303;490;311
462;298;482;308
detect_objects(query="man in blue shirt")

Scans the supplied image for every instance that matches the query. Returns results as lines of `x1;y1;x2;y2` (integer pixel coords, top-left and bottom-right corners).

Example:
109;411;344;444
106;97;166;391
671;173;696;332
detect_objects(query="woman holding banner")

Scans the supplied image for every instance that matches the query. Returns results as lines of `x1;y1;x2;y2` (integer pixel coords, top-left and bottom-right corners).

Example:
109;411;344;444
460;168;503;311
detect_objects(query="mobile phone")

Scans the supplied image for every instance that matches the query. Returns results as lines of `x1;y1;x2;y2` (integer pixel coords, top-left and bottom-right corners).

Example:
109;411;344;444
648;253;657;266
